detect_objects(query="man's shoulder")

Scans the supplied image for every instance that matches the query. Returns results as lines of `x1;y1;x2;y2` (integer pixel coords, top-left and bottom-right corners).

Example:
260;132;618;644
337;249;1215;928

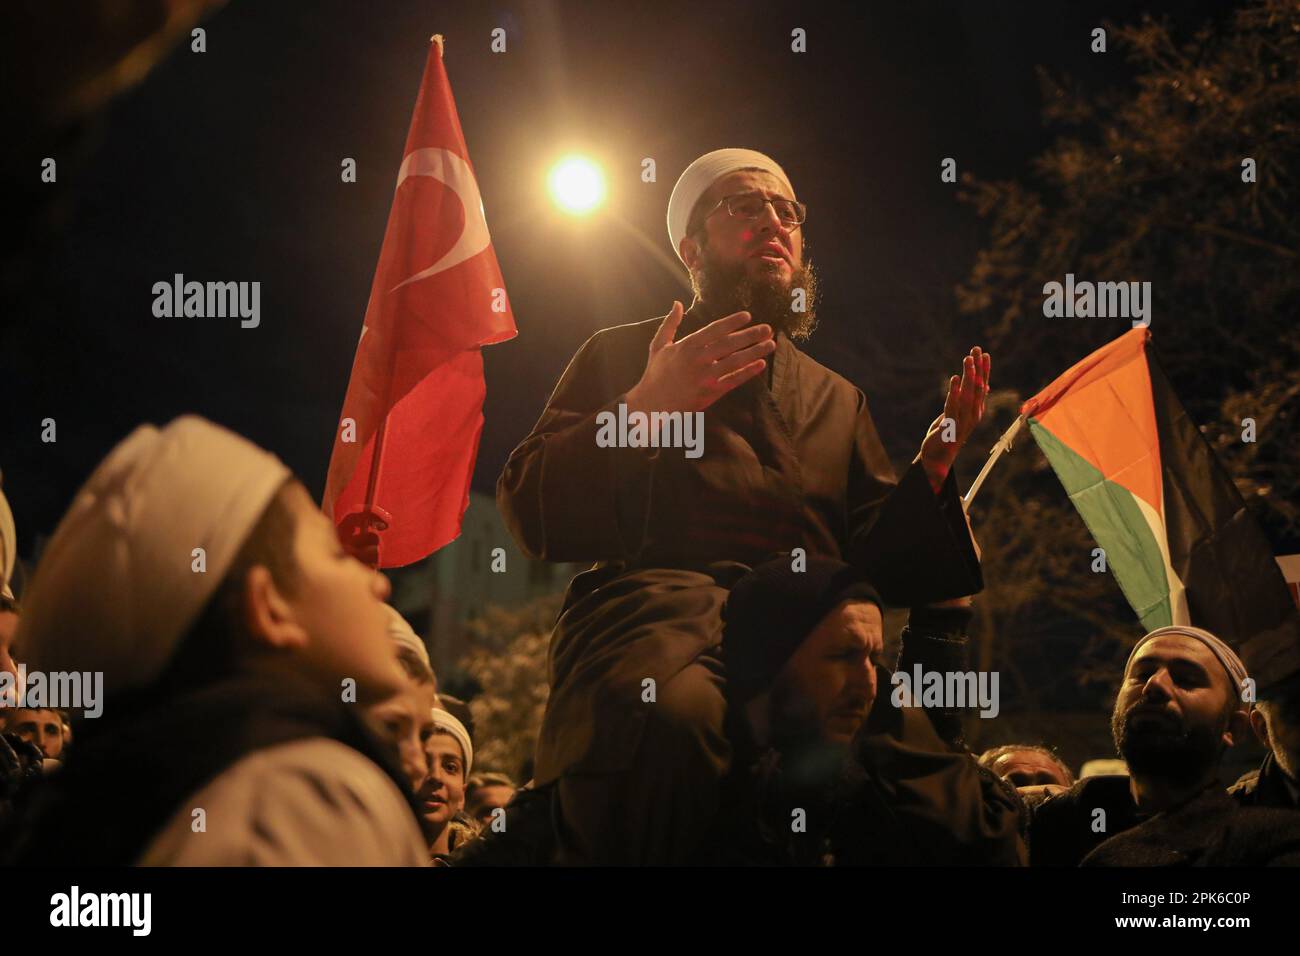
1037;774;1132;817
585;315;665;348
1228;767;1261;802
138;738;428;866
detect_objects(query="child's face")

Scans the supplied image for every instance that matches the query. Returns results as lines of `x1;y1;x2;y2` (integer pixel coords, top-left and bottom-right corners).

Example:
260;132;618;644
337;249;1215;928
367;678;438;793
417;732;466;830
277;484;406;700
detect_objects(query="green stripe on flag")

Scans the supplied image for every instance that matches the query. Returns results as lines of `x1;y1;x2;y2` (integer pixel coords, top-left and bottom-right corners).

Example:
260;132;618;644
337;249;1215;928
1029;421;1173;631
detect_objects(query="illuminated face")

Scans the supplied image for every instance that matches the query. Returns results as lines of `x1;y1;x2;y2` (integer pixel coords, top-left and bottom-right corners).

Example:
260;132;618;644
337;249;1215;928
1112;635;1241;780
684;169;803;284
990;750;1071;788
9;707;63;759
770;600;882;745
276;484;405;701
418;732;467;832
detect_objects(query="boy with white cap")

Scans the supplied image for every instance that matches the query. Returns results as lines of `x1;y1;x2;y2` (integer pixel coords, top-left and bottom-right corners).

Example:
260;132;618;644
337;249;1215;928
2;416;427;865
497;147;991;863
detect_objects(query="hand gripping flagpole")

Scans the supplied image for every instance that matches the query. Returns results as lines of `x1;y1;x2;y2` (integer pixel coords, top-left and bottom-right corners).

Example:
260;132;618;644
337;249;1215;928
962;413;1026;508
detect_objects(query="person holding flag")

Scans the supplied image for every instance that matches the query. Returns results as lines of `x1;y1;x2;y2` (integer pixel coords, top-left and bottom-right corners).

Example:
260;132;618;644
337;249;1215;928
498;148;992;864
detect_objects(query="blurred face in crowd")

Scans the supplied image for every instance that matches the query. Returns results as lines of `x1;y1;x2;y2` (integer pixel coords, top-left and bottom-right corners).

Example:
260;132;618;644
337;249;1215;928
768;599;882;746
8;707;63;759
418;731;467;835
246;483;405;701
989;749;1072;788
367;677;438;793
681;169;819;341
0;608;20;710
467;783;513;827
1111;635;1247;785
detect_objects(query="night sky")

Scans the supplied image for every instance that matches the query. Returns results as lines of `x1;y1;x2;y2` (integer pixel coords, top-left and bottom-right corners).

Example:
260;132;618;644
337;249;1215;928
2;0;1229;558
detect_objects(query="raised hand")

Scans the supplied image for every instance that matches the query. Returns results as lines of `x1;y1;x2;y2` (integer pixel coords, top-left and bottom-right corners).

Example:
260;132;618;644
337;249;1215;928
624;300;775;415
917;346;991;491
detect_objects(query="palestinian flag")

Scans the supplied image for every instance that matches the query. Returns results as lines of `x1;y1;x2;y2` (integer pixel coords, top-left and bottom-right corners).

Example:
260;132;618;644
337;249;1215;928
1022;328;1300;688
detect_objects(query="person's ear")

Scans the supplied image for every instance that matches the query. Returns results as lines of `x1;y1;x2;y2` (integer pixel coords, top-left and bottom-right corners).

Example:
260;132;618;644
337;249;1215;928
1249;707;1272;749
679;233;702;271
241;565;309;650
1224;707;1253;749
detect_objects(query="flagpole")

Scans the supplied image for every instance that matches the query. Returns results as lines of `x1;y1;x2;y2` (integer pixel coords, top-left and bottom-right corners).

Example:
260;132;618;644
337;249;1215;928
963;413;1026;508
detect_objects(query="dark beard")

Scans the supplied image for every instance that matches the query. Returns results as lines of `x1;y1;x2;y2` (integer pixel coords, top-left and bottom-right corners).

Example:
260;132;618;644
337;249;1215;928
692;240;820;341
766;677;852;786
1112;702;1226;787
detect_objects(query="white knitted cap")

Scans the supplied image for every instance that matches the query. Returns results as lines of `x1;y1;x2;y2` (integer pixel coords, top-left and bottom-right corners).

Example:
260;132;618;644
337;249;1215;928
16;416;291;695
666;148;794;265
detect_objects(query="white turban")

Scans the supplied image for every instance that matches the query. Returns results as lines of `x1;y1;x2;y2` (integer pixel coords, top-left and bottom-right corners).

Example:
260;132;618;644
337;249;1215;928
16;416;291;696
431;707;473;777
384;604;431;671
1127;624;1250;699
667;148;795;265
0;483;15;601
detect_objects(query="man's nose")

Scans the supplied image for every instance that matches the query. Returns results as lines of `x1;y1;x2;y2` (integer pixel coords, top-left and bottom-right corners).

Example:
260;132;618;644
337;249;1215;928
1141;667;1175;701
373;570;392;601
754;201;788;237
849;662;876;700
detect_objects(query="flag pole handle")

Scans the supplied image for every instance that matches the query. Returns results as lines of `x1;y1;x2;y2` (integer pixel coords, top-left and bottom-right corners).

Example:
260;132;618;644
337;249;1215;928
963;413;1026;508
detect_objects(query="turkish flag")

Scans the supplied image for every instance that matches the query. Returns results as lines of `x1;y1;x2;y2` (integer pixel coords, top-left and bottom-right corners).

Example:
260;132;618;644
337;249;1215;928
323;36;516;567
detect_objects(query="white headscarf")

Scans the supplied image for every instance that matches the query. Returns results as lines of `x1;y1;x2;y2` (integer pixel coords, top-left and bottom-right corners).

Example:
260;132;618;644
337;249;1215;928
383;604;431;670
16;416;291;695
430;707;473;777
666;148;795;265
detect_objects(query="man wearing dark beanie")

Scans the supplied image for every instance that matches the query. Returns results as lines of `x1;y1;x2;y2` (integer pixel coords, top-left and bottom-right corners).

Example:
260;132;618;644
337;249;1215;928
696;554;1024;866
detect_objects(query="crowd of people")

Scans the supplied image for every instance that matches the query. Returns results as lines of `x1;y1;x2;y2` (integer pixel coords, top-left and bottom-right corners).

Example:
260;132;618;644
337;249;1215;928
2;146;1299;866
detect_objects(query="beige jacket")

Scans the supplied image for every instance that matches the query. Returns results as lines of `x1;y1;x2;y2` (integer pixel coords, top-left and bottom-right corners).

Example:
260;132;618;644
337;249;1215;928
138;738;428;866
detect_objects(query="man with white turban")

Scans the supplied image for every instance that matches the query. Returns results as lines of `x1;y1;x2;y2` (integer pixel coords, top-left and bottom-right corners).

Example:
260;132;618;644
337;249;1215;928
1030;625;1300;865
496;148;992;863
2;416;428;866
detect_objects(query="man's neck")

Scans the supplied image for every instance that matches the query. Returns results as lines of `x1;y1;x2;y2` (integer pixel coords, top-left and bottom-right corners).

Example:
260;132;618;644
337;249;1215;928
1128;769;1216;814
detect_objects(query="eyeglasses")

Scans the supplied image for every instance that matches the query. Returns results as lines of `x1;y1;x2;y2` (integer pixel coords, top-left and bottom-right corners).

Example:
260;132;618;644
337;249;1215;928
703;192;807;229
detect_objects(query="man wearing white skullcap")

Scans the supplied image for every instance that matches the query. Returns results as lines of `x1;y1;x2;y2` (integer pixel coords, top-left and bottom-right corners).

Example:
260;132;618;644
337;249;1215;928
4;416;428;866
1025;624;1300;865
495;146;994;864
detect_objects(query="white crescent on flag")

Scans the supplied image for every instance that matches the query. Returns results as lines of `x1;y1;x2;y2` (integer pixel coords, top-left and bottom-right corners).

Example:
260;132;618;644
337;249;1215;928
390;147;491;292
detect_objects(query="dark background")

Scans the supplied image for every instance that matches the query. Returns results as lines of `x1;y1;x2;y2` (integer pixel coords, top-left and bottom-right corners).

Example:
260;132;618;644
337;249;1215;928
1;0;1234;557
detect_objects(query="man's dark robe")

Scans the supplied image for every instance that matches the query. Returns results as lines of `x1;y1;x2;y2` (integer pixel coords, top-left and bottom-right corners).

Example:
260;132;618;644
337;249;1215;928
497;298;981;860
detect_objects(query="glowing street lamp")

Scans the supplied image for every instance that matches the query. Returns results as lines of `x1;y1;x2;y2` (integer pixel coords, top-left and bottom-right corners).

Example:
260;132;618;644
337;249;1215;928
548;155;606;216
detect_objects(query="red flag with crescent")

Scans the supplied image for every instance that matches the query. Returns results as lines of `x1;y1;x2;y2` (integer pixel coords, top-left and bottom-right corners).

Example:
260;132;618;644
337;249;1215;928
324;36;516;567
